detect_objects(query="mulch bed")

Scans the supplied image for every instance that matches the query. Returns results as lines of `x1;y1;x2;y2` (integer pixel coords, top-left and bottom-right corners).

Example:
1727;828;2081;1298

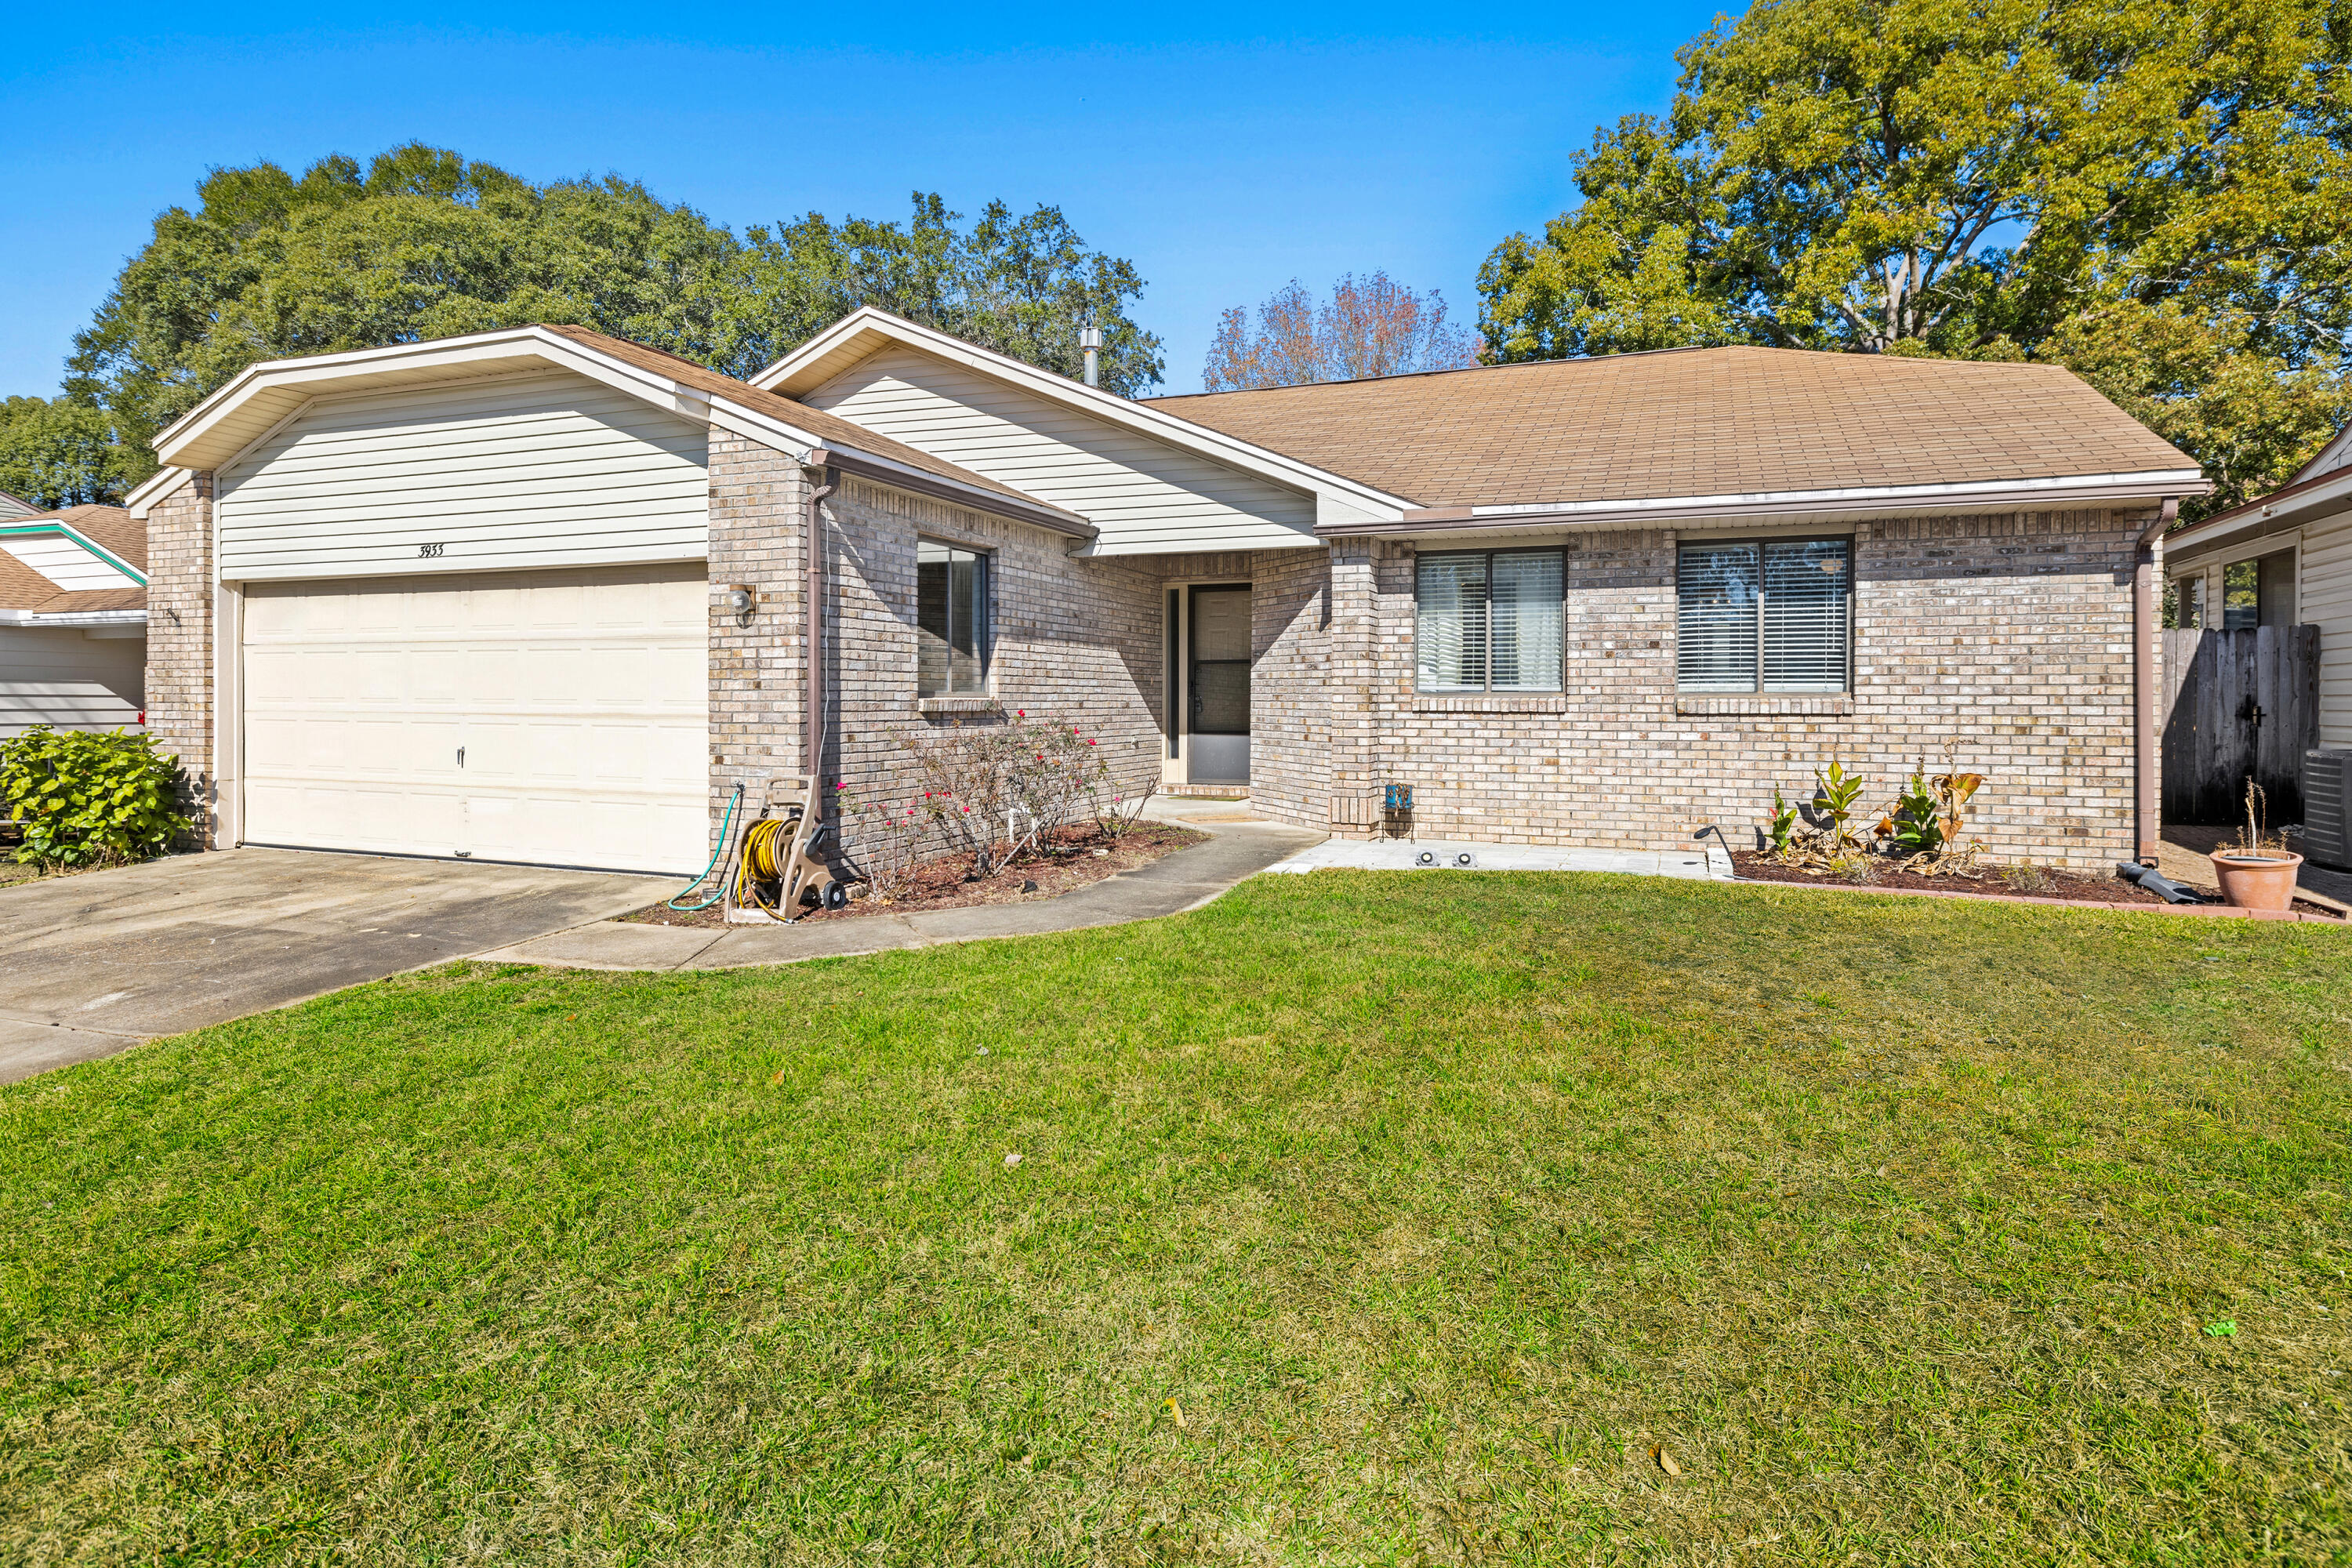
1731;850;2342;917
624;822;1208;929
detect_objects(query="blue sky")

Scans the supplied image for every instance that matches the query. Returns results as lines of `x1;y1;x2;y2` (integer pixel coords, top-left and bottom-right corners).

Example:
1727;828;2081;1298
0;3;1728;397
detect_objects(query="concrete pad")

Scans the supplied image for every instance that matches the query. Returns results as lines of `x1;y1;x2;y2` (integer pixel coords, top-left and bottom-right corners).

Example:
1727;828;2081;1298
1261;838;1734;880
0;848;676;1083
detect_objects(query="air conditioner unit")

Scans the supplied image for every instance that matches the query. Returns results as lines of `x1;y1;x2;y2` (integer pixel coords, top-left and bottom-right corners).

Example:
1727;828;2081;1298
2302;750;2352;869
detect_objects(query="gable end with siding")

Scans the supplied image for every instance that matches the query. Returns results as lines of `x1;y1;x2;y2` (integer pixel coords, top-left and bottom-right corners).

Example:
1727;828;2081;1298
215;368;710;582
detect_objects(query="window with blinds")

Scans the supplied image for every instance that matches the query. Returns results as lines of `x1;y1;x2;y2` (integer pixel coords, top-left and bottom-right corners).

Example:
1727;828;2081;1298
1416;548;1564;691
1676;539;1849;693
916;539;989;696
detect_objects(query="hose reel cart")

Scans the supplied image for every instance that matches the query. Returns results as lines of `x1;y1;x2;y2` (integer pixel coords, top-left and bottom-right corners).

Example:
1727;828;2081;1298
731;775;850;921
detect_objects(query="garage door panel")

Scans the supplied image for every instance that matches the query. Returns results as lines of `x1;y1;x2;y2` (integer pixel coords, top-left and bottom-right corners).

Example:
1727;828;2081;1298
241;564;709;874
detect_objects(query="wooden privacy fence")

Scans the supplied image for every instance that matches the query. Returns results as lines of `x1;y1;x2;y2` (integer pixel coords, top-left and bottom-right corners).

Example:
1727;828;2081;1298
2160;626;2319;823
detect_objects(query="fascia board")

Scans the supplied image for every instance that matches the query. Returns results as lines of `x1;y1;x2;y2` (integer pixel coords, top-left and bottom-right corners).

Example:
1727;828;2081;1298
804;446;1095;540
123;466;188;518
0;521;147;585
24;609;148;629
752;307;1414;517
2169;466;2352;557
1331;470;2211;538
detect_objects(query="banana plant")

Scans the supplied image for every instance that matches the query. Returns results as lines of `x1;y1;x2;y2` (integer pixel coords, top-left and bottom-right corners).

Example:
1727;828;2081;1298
1878;757;1987;862
1878;767;1948;857
1812;760;1867;851
1764;786;1798;856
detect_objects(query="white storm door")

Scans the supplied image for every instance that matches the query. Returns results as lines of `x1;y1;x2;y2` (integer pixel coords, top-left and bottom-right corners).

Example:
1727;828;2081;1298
240;564;709;874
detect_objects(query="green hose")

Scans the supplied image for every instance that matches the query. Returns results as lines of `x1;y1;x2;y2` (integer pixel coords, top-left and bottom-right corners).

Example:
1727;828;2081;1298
666;783;744;911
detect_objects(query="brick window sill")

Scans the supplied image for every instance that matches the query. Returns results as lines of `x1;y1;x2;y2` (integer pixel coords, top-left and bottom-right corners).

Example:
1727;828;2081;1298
918;695;1000;717
1675;692;1853;717
1410;693;1570;714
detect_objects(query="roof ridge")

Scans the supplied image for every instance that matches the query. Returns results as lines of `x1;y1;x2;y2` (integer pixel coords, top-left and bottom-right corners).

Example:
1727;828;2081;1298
1144;343;2071;403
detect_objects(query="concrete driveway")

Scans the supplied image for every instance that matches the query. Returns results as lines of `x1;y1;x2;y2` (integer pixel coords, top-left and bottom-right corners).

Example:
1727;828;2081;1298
0;850;674;1083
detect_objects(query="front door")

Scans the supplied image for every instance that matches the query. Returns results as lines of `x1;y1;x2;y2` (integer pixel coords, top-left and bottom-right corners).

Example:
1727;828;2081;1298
1187;584;1250;785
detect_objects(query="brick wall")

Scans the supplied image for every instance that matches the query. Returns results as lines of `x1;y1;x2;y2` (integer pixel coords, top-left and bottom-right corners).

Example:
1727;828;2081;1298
706;433;811;850
803;476;1165;857
1243;546;1332;829
140;471;216;844
1262;508;2149;870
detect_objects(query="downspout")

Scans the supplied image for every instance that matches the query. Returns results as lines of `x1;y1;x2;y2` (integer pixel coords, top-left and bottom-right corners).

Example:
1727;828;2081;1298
802;460;835;789
2134;496;2178;865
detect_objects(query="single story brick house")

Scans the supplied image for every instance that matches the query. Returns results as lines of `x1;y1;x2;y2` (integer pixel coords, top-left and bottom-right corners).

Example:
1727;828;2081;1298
2;505;147;738
129;310;2206;877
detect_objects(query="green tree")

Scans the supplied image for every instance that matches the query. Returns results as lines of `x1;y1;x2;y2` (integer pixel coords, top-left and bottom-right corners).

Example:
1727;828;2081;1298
1479;0;2352;512
0;397;132;509
66;146;1163;481
738;194;1163;397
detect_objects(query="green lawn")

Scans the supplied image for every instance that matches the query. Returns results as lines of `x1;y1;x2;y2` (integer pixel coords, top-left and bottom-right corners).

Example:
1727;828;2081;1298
3;873;2349;1564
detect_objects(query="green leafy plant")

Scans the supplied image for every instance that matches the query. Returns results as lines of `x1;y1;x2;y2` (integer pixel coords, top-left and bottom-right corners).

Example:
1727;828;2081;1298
1875;752;1987;870
1879;766;1954;858
1812;760;1867;852
1764;786;1798;857
0;726;191;869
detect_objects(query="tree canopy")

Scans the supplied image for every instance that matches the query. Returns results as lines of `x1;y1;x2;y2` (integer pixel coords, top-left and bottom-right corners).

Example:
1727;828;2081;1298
0;397;134;511
1478;0;2352;511
1203;273;1478;391
64;144;1164;484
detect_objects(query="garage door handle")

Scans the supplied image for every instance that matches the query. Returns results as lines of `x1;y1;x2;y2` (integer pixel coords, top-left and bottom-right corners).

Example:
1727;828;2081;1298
457;746;465;768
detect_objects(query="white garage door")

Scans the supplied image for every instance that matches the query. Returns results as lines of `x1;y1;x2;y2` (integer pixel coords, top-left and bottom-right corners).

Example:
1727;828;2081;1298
241;564;709;874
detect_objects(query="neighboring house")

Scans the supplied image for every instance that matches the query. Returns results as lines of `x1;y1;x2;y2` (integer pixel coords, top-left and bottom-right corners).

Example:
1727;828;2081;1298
0;489;42;522
2163;423;2351;745
131;313;2205;878
0;505;147;739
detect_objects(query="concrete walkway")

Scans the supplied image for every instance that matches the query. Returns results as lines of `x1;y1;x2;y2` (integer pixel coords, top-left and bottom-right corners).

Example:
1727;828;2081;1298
475;798;1325;973
1263;837;1736;880
0;850;674;1083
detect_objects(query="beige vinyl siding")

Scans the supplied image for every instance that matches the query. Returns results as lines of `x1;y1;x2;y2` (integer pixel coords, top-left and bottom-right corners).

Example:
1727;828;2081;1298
216;369;709;582
0;626;144;737
804;347;1319;555
2297;506;2352;747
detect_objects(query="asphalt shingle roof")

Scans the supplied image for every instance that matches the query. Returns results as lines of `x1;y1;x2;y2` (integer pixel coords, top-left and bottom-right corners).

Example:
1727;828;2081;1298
1142;347;2200;510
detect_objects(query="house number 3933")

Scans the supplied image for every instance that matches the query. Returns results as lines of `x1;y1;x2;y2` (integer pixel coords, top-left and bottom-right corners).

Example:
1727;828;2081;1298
418;543;446;557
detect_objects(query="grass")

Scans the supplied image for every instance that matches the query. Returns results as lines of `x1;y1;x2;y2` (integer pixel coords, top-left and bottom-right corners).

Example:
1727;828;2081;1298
3;871;2350;1564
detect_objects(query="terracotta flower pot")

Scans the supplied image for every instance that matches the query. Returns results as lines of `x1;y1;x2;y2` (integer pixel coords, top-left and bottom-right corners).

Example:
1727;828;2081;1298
2209;849;2303;912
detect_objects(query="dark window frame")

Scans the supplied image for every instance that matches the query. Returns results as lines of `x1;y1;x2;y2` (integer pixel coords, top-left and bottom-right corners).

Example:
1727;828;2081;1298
1675;534;1854;695
1412;545;1568;694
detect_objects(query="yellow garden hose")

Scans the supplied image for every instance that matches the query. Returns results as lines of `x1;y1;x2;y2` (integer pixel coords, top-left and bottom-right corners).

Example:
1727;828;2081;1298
735;815;797;917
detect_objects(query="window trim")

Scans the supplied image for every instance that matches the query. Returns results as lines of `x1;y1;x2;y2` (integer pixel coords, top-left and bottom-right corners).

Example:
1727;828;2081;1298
915;535;993;699
1674;533;1854;696
1413;545;1567;694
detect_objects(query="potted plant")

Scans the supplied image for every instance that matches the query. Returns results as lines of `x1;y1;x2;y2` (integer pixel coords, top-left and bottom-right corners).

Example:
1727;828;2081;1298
2209;780;2302;912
